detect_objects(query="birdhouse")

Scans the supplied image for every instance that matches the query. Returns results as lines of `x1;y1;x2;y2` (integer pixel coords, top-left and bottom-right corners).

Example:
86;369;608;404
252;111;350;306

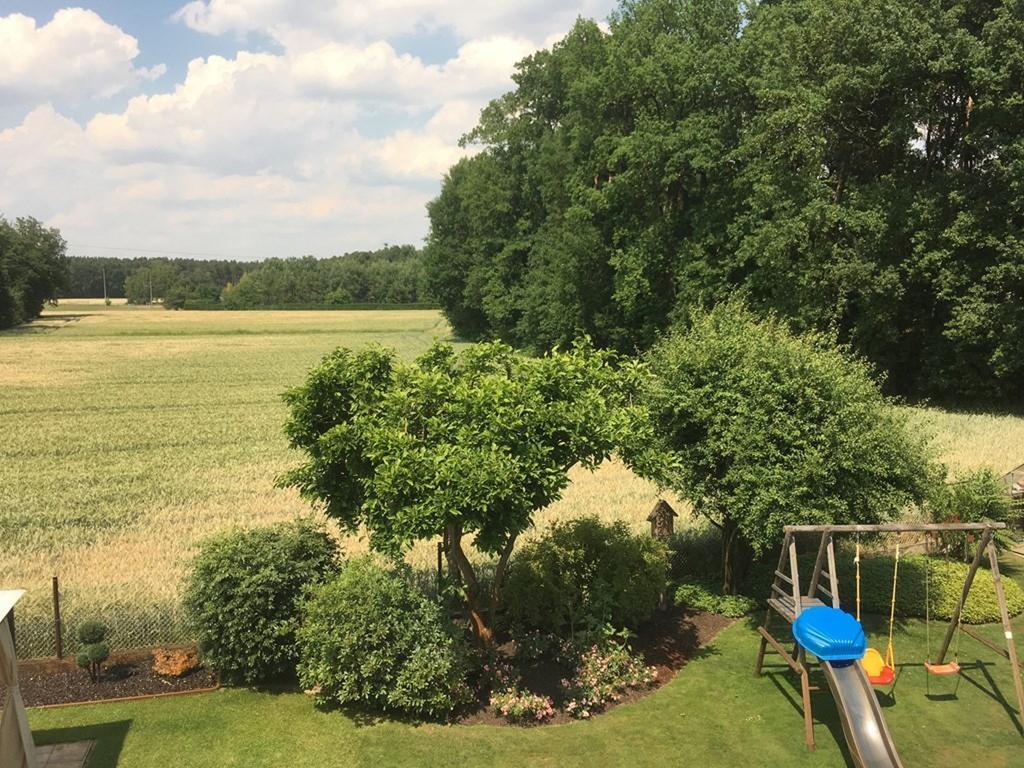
647;499;677;540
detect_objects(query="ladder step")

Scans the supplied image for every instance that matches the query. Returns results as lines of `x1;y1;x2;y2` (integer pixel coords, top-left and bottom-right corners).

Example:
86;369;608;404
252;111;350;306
816;584;833;599
774;570;794;585
771;583;790;599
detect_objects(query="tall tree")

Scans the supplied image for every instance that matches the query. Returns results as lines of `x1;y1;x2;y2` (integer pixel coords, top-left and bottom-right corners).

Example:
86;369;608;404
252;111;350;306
280;340;640;644
0;216;68;329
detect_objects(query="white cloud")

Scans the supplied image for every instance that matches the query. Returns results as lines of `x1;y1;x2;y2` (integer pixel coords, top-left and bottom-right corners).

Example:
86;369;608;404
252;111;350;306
173;0;614;44
0;4;615;259
0;9;165;104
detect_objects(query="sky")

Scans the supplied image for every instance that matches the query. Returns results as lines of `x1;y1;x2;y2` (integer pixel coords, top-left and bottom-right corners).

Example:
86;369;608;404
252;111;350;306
0;1;616;261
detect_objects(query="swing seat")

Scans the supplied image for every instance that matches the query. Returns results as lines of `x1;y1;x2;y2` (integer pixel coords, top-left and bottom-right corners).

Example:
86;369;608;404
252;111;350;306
861;647;895;685
924;661;960;676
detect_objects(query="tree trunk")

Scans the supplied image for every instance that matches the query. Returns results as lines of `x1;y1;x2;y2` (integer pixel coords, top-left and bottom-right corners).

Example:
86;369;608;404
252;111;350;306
720;519;752;595
445;523;516;647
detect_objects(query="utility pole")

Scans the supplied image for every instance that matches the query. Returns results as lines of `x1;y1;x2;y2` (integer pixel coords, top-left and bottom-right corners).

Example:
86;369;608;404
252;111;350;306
102;267;108;303
149;272;153;304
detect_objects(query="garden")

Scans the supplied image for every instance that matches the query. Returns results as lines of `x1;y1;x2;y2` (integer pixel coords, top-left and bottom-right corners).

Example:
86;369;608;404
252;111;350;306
10;303;1024;767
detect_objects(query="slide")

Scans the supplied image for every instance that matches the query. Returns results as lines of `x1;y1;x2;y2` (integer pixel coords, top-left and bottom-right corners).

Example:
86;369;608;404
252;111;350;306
792;606;903;768
820;660;902;768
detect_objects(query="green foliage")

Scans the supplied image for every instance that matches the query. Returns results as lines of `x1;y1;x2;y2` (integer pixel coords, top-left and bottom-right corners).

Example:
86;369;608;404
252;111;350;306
76;620;108;646
297;556;471;718
927;470;1013;558
220;246;430;309
74;620;110;682
426;0;1024;405
746;553;1024;624
0;215;68;329
182;518;340;685
674;583;756;618
503;517;669;636
281;340;642;642
63;256;245;301
632;301;933;591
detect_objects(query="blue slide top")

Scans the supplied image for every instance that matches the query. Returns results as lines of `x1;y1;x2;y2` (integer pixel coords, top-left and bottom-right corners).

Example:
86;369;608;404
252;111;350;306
792;606;866;661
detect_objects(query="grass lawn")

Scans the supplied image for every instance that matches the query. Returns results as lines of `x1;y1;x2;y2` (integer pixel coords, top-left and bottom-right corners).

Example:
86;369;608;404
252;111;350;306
29;578;1024;768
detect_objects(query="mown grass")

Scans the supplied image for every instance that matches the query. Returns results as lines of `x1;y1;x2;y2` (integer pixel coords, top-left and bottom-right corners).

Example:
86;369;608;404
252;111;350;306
29;558;1024;768
2;304;1022;655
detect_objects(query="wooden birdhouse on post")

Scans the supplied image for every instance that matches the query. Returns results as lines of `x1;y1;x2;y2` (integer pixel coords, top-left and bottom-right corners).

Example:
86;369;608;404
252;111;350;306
648;499;677;540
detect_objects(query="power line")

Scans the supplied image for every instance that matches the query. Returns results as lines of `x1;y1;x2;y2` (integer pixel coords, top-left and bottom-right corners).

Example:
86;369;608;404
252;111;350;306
70;243;254;259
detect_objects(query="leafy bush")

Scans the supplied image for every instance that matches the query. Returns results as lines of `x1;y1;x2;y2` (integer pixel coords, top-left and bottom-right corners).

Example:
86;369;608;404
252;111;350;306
490;687;555;723
674;583;756;618
928;470;1012;559
560;637;658;719
74;620;110;682
503;517;669;636
297;556;472;719
666;526;724;582
746;552;1024;623
183;518;340;685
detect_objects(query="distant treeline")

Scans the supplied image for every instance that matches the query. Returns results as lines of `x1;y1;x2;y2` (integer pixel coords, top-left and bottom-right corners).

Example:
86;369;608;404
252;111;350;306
425;0;1024;406
1;216;68;330
64;245;432;309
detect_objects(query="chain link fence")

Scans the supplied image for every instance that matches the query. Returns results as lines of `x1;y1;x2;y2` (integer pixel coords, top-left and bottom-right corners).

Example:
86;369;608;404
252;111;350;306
11;575;193;660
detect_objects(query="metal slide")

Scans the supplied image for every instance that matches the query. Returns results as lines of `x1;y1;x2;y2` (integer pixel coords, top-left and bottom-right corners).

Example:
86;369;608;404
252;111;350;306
820;661;903;768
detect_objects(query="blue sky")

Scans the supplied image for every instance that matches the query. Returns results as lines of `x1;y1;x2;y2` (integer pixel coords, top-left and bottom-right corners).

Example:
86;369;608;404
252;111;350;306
0;1;615;260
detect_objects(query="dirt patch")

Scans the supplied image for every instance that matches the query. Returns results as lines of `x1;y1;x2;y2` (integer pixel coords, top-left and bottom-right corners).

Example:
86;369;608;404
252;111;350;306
458;606;733;726
7;649;217;707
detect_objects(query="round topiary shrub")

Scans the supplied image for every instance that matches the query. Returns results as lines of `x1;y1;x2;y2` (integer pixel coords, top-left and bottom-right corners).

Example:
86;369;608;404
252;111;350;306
297;556;471;719
183;518;340;685
503;517;669;636
74;620;110;682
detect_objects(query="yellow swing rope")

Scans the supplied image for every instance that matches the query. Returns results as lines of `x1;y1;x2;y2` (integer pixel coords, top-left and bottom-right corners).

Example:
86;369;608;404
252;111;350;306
855;536;861;621
885;541;899;671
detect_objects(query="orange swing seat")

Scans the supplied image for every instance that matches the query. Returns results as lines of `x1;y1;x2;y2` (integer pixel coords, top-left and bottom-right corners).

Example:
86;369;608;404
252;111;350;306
924;661;960;676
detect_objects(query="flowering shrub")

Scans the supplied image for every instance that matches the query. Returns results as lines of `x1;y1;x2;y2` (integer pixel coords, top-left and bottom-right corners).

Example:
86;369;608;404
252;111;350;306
475;649;518;693
491;687;556;723
561;639;658;718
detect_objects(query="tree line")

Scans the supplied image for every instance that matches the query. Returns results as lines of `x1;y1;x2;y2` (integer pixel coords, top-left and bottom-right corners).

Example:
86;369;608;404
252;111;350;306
0;216;67;330
425;0;1024;406
62;246;432;309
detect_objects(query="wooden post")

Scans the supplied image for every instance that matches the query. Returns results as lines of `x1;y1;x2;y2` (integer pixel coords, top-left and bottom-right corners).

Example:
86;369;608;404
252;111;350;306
825;535;840;609
986;540;1024;725
52;575;63;659
806;530;829;599
937;528;992;663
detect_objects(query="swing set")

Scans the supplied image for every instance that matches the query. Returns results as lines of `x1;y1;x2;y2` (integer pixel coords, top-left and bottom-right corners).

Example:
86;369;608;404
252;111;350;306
754;522;1024;753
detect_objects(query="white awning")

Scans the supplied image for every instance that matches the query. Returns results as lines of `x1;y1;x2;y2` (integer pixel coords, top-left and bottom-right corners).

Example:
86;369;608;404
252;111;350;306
0;590;25;623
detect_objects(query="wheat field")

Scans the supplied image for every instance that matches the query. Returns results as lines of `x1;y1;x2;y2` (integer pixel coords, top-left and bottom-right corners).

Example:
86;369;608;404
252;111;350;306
2;303;1021;655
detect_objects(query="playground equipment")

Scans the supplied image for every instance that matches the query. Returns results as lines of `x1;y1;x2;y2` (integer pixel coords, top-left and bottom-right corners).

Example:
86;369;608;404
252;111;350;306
753;523;1024;768
854;536;898;686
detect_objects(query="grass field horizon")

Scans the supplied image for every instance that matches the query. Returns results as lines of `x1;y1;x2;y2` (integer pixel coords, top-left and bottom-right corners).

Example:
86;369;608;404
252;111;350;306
3;302;1023;656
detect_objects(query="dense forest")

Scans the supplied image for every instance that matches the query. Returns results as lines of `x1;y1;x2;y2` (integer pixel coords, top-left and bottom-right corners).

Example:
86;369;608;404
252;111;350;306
64;257;247;304
62;246;431;308
425;0;1024;405
221;246;431;308
0;216;68;330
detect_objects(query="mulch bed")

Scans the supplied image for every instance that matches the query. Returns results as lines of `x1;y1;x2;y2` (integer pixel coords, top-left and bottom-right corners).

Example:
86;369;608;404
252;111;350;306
7;649;218;707
458;606;734;726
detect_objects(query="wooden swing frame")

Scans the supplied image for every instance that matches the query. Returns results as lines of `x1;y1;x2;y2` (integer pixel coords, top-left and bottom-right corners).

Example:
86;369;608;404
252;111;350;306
753;522;1024;751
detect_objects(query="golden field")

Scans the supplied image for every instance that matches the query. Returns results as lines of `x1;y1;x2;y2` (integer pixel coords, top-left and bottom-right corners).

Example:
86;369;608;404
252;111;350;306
1;303;1021;654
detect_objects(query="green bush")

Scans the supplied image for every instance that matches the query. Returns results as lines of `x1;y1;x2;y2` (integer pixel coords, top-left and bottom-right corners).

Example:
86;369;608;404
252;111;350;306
674;583;756;618
746;552;1024;623
503;517;669;636
183;518;340;685
74;620;110;682
297;557;471;719
666;527;723;582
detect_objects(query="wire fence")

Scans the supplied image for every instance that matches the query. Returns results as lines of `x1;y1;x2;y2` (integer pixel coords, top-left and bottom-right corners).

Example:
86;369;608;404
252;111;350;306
11;575;193;660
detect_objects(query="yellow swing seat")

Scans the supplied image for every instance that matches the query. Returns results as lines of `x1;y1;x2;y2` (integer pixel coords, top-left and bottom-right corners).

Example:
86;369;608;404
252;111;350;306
861;646;895;686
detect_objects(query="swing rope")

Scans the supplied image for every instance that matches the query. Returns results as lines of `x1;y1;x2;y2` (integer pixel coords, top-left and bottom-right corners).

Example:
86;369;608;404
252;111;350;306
885;541;899;672
925;533;962;679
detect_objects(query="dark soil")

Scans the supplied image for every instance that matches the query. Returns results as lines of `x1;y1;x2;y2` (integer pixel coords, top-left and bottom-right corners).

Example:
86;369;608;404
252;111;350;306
458;606;733;726
8;650;218;707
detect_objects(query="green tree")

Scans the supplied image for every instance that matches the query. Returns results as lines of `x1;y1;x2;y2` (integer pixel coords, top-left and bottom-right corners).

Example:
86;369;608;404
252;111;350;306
0;216;68;328
124;261;181;304
280;340;640;644
632;301;933;593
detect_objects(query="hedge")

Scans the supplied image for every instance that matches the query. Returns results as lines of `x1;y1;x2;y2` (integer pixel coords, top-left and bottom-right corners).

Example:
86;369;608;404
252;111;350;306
746;552;1024;624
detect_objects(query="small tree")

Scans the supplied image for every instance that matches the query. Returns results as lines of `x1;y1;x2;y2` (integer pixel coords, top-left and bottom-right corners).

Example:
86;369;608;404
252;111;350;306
281;340;638;644
75;620;110;682
632;301;933;593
